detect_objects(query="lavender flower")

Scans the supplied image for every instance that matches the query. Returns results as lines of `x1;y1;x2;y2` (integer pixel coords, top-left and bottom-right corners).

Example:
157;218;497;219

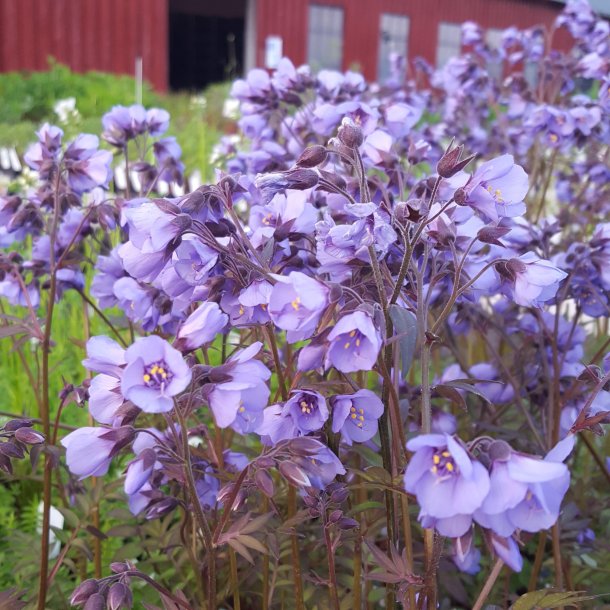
460;154;528;221
204;342;271;430
268;271;329;342
176;301;228;350
331;389;384;444
121;336;192;413
326;311;382;373
404;434;490;537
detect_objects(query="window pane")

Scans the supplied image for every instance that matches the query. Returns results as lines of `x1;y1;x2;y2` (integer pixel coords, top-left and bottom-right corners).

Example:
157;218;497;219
307;5;344;71
436;22;461;68
485;28;504;80
378;13;410;82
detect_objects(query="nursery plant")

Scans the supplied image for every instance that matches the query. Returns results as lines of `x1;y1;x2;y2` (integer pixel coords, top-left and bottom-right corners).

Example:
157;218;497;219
0;1;609;608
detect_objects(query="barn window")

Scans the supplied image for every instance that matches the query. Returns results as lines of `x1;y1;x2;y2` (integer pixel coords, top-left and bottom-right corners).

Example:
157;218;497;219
436;22;462;68
307;5;344;71
485;28;504;81
378;13;410;83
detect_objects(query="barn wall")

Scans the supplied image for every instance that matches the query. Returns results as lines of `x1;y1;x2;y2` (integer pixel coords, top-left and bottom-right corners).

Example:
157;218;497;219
255;0;570;79
0;0;169;91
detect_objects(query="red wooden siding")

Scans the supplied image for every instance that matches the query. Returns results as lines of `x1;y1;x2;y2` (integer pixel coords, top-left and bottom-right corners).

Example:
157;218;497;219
255;0;570;80
0;0;169;91
0;0;573;92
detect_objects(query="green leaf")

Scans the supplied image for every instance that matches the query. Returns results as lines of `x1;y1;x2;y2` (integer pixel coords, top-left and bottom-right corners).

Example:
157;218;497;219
511;589;601;610
388;304;417;378
56;506;79;529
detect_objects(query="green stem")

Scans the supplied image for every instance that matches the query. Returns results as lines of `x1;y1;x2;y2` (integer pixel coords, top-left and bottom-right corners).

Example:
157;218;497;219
472;558;504;610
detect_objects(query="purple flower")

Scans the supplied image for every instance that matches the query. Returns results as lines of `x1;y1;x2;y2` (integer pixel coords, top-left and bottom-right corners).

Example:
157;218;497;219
61;427;133;479
204;342;271;430
176;301;228;350
475;436;574;536
497;253;567;307
24;123;63;175
102;104;147;147
268;271;329;342
404;434;490;537
461;155;528;221
331;389;384;444
289;439;346;489
259;389;329;444
285;389;329;435
146;108;170;136
326;311;382;373
123;200;190;253
63;134;112;194
173;236;218;285
82;336;126;377
121;336;192;413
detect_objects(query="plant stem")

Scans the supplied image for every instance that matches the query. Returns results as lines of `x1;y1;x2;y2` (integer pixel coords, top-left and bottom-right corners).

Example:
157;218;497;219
37;172;63;610
324;524;340;610
173;405;215;608
472;558;504;610
528;531;548;591
288;486;305;610
229;548;241;610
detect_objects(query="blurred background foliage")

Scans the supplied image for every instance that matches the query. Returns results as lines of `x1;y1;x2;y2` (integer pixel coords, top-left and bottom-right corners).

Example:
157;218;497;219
0;60;232;181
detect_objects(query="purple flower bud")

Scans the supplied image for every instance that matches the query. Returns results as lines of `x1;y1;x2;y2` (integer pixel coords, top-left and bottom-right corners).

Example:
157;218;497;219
14;427;45;445
254;469;275;498
107;581;132;610
279;461;312;488
70;579;99;605
337;117;364;148
83;593;106;610
296;145;328;168
436;143;476;178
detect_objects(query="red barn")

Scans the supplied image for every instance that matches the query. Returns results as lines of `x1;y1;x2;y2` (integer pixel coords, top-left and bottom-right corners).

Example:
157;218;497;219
0;0;605;92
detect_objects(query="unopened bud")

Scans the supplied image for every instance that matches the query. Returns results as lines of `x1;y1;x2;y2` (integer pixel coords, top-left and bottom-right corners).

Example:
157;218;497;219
83;593;105;610
14;427;45;445
70;579;99;606
296;145;328;168
285;168;319;191
437;142;476;178
107;582;132;610
337;117;363;148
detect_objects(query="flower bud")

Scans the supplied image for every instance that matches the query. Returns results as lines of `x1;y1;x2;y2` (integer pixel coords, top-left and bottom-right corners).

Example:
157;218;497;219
337;117;363;148
254;469;275;498
278;461;312;488
14;427;45;445
70;579;99;606
454;187;467;205
83;593;106;610
107;582;132;610
328;509;343;524
4;418;34;432
296;145;328;168
436;143;476;178
285;168;319;191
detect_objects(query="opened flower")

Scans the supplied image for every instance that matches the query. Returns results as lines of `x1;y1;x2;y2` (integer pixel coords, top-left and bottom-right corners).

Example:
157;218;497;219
404;434;490;537
121;336;192;413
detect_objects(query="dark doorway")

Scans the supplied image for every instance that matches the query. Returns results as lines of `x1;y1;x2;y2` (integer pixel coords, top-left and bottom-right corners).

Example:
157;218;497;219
169;0;246;91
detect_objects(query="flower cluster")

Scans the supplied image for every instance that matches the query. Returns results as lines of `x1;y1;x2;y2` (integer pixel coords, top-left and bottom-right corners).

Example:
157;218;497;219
1;1;609;607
